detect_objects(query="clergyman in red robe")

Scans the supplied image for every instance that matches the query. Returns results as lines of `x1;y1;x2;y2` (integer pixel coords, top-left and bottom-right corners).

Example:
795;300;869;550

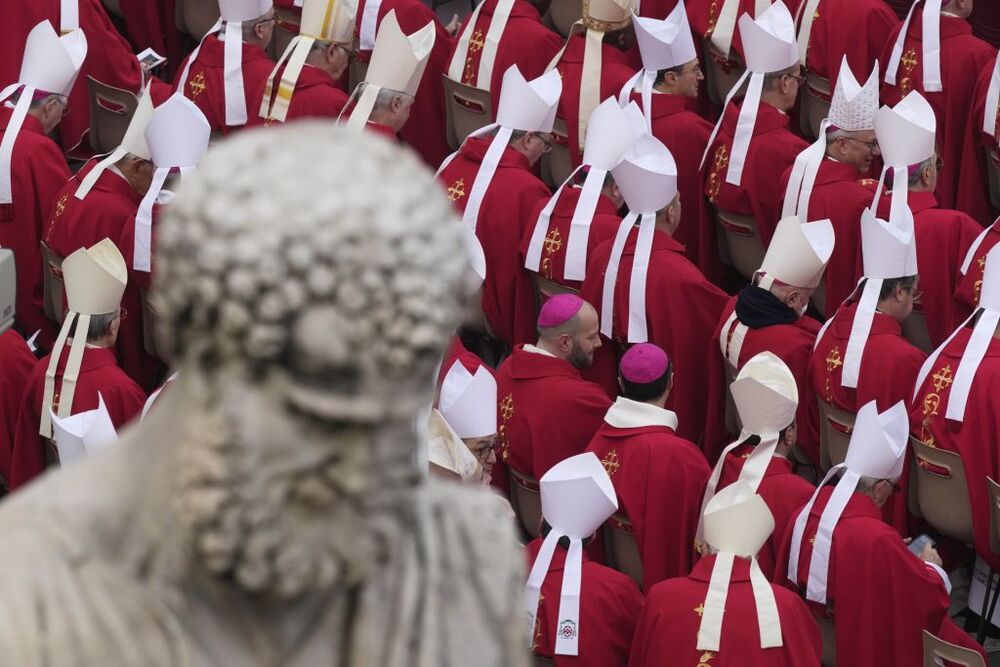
0;329;38;486
796;0;898;86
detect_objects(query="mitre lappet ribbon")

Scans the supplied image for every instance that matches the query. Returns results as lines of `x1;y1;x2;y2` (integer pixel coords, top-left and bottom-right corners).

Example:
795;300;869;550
524;528;585;656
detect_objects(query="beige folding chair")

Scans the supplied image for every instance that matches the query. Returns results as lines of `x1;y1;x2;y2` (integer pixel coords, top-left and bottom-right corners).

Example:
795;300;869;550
800;72;831;141
901;310;933;353
603;513;643;588
540;117;573;190
532;656;555;666
816;399;854;471
175;0;221;39
39;242;66;325
922;629;986;667
442;76;493;150
546;0;581;38
86;77;139;155
139;288;163;359
701;38;746;107
817;615;837;667
988;148;1000;211
509;467;543;539
910;437;974;544
714;207;765;280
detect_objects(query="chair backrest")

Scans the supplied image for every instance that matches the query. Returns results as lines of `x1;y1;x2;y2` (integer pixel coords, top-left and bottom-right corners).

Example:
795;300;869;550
922;629;986;667
509;466;543;539
442;75;494;150
546;0;581;38
901;310;933;353
701;38;746;106
816;399;854;471
176;0;221;39
86;77;139;155
603;513;643;588
817;614;837;667
799;72;831;141
910;436;974;545
39;242;66;325
270;7;300;62
532;655;555;666
714;207;765;280
987;476;1000;557
987;149;1000;211
529;271;579;317
139;288;164;359
540;117;573;190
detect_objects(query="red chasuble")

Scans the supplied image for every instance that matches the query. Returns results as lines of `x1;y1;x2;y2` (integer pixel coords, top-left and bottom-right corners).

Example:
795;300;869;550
250;64;349;126
629;554;821;667
875;190;981;345
173;35;276;134
527;537;643;666
584;399;711;590
116;204;164;391
777;487;983;667
552;35;638;167
799;0;898;84
955;223;1000;310
910;328;1000;571
0;330;37;484
777;159;872;318
705;296;821;465
495;347;610;485
438;137;551;346
880;11;996;209
688;0;804;63
705;102;809;246
0;109;71;349
520;189;622;292
354;0;454;167
0;0;167;153
634;90;722;282
9;346;146;491
717;447;815;579
955;55;999;224
578;230;729;444
447;0;563;113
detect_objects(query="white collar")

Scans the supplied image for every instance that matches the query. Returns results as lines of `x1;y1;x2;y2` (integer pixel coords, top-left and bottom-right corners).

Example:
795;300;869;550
523;343;557;358
603;396;679;430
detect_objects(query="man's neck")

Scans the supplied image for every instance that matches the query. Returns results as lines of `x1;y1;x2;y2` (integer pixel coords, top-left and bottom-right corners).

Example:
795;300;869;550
759;93;787;114
533;339;562;358
908;184;933;194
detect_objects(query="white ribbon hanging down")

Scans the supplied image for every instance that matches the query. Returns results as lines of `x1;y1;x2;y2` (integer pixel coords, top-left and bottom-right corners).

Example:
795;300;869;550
912;308;974;401
781;118;830;218
448;2;487;81
786;463;842;592
565;167;610;281
795;0;822;67
960;220;997;275
75;147;127;200
946;310;1000;422
447;0;516;89
359;0;384;51
344;83;383;130
700;69;751;172
61;0;80;32
884;1;921;87
921;0;943;92
524;165;584;272
617;70;656;133
223;21;249;126
134;167;170;272
39;312;90;438
259;35;314;122
627;213;656;342
696;431;751;544
696;551;783;651
841;278;881;389
805;468;860;602
719;310;748;368
868;165;909;230
709;0;741;59
0;84;33;207
461;127;513;231
578;29;605;151
984;57;1000;136
39;310;75;438
726;71;764;185
523;529;585;656
601;212;638;338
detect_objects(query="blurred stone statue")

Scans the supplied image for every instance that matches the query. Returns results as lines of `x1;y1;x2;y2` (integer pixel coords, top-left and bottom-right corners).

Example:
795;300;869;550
0;125;525;666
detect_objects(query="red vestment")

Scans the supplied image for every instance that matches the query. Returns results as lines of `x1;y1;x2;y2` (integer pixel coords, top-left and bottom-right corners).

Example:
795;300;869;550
718;449;816;579
955;223;1000;310
116;203;164;390
527;537;643;666
880;11;996;209
634;90;722;282
173;35;276;134
705;296;821;465
777;487;984;666
0;109;71;349
688;1;804;63
584;402;711;590
249;64;349;126
9;346;146;491
520;189;622;292
117;0;184;80
552;35;637;167
495;347;610;483
955;55;998;224
629;554;821;667
778;159;872;318
354;0;454;167
579;230;729;444
910;328;1000;571
436;335;492;391
800;0;898;84
875;190;981;345
0;330;37;484
447;0;563;113
706;102;809;246
438;136;550;346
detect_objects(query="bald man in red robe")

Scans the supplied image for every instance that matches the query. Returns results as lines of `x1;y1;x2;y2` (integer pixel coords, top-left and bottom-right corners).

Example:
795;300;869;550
880;3;996;209
527;533;643;665
446;0;562;113
585;345;711;590
956;54;999;225
495;297;611;486
354;0;454;167
0;329;37;485
438;132;551;347
798;0;898;85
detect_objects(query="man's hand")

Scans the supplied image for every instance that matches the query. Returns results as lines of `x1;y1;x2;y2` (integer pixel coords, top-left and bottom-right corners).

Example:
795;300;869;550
919;543;944;567
446;14;460;36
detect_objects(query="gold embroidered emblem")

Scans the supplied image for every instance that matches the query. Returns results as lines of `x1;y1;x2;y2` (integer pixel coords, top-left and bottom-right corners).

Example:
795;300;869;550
707;145;729;203
447;178;466;202
694;602;705;617
530;591;545;652
601;449;620;476
809;534;817;545
189;71;207;100
706;1;718;36
461;30;486;84
899;48;918;96
468;29;485;53
932;365;954;392
825;346;843;372
698;651;717;667
975;255;987;304
919;365;953;447
543;229;563;254
54;193;68;218
498;393;514;462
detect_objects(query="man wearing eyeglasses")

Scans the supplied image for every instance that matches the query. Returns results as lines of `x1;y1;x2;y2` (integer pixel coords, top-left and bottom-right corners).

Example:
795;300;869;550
173;0;277;133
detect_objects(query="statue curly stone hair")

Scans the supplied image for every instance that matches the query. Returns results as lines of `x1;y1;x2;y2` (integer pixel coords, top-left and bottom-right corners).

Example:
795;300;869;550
0;126;525;666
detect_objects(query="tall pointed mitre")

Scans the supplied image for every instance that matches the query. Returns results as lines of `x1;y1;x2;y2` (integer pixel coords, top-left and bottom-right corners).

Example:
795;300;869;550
697;480;782;652
39;239;128;438
756;216;835;290
259;0;357;123
700;1;799;188
447;0;517;92
0;22;87;216
344;11;435;130
871;91;936;227
885;0;946;93
174;0;274;127
788;400;908;604
439;361;497;439
782;58;879;218
525;453;617;657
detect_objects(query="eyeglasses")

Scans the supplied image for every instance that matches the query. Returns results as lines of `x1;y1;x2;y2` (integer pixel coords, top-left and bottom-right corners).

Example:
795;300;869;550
536;133;554;154
335;42;358;59
843;136;880;152
783;73;806;86
252;15;277;28
908;288;923;304
682;63;704;77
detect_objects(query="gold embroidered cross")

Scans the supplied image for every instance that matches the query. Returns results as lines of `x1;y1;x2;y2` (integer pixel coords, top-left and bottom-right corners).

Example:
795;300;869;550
54;193;67;218
189;72;207;100
713;145;729;171
499;394;514;421
698;651;716;666
469;29;485;53
694;602;705;617
980;256;987;271
447;178;466;201
543;229;563;255
706;0;719;35
932;365;954;392
825;347;843;373
975;279;984;304
601;449;620;476
900;48;918;72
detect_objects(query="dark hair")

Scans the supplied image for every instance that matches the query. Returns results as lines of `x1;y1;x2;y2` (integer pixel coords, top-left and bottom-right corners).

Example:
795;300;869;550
541;520;595;548
877;275;918;301
741;422;795;449
620;358;674;402
653;64;685;87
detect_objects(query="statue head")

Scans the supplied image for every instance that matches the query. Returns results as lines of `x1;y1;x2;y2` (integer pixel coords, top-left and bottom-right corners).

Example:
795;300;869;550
152;126;474;599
